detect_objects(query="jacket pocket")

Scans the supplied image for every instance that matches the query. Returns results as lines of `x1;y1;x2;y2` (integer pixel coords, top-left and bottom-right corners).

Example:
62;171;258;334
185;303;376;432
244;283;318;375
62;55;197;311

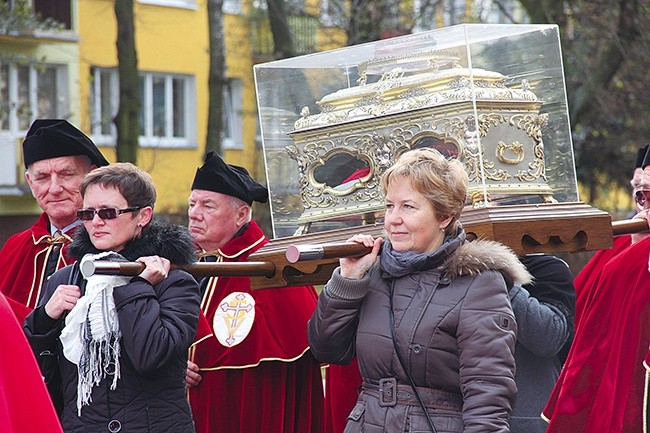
348;401;365;422
407;408;463;433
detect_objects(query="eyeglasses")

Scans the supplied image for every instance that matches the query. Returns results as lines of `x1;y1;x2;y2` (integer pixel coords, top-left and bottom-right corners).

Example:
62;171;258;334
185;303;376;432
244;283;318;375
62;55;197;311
77;207;143;221
634;190;650;208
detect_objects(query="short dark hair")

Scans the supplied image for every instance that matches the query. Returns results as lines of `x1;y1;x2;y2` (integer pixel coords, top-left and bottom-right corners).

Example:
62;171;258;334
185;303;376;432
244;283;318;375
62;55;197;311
80;163;156;210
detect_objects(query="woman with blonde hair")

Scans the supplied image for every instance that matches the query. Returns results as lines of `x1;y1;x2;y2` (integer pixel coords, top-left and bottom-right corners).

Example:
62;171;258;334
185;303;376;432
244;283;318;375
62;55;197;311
309;147;530;433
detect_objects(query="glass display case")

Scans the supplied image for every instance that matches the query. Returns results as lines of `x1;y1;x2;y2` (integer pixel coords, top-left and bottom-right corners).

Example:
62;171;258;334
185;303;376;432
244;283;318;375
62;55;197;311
254;24;579;239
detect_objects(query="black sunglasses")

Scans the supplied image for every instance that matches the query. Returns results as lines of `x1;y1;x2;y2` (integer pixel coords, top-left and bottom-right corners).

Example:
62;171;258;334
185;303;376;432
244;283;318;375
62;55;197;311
77;207;143;221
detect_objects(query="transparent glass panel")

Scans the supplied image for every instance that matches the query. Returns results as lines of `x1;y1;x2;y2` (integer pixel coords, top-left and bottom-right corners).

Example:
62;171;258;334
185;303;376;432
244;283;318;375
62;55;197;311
222;82;233;140
139;76;146;136
0;65;8;130
255;24;578;238
17;65;31;130
37;66;57;118
152;76;166;137
172;77;185;137
100;70;114;135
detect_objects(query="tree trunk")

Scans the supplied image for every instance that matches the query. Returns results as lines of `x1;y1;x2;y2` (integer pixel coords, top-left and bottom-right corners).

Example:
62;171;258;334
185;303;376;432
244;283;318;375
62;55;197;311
567;0;639;127
114;0;140;163
264;0;311;117
205;0;226;156
266;0;295;59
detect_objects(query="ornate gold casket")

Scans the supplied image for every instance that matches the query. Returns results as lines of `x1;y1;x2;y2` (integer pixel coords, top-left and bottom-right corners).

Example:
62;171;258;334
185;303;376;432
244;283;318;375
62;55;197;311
254;24;612;254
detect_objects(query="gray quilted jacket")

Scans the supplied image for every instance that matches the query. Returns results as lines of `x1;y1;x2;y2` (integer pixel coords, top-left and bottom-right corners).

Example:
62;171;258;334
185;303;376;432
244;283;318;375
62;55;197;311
308;235;531;433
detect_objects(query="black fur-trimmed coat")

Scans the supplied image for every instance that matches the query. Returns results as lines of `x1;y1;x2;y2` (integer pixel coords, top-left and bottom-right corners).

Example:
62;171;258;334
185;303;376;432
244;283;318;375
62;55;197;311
24;220;200;433
309;235;531;433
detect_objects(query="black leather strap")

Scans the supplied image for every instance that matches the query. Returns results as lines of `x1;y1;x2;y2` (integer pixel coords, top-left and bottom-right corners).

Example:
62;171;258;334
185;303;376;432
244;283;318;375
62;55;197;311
389;280;438;433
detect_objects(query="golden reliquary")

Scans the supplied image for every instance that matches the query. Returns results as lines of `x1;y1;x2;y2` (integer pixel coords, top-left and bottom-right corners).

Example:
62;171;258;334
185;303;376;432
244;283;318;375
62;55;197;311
255;24;612;254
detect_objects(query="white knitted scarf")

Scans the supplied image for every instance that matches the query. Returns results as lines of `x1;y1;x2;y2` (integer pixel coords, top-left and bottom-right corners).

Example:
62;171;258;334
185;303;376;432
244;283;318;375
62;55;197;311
60;252;131;415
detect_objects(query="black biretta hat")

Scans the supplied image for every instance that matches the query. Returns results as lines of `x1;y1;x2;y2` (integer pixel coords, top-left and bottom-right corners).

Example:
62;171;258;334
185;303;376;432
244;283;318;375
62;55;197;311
636;144;649;169
191;151;268;205
22;119;109;168
642;145;650;169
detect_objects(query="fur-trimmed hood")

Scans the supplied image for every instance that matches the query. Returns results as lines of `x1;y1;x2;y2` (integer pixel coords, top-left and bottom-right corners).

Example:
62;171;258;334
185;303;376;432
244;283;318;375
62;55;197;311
444;238;532;289
69;219;197;265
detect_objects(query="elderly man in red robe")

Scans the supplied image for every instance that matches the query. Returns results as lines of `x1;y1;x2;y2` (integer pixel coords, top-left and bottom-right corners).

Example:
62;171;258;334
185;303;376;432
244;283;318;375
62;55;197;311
542;148;650;432
185;151;324;433
0;119;108;316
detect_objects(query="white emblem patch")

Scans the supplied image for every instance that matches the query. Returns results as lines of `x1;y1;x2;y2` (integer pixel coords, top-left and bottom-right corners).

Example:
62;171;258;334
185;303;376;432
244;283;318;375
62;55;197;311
213;292;255;347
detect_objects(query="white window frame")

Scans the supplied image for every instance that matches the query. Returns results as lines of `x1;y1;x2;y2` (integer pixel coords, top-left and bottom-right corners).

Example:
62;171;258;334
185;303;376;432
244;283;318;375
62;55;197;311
222;78;243;150
1;62;68;132
90;68;196;149
137;0;197;10
90;67;119;138
0;61;69;189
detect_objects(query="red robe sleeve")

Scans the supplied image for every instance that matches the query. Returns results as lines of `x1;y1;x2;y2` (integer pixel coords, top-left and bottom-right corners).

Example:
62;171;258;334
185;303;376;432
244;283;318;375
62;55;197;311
0;292;63;433
0;213;76;309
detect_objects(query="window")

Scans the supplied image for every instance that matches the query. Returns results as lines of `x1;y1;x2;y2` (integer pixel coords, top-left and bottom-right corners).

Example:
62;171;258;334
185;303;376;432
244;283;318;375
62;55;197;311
33;0;72;29
223;78;243;149
90;68;196;148
0;61;67;189
223;0;242;15
0;62;68;132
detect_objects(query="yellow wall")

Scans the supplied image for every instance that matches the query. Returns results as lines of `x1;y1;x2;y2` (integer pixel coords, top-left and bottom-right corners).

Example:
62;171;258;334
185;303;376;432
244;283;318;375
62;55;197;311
222;11;259;174
77;0;259;216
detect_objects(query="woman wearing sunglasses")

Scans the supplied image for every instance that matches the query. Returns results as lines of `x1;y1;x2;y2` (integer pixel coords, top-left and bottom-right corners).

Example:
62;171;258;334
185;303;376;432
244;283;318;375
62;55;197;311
24;163;200;433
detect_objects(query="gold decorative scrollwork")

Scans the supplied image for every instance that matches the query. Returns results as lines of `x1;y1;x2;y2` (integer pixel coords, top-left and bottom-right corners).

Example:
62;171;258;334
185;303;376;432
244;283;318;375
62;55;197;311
496;141;525;165
432;117;469;144
510;113;548;142
515;142;547;182
478;113;505;137
464;146;511;182
286;127;416;213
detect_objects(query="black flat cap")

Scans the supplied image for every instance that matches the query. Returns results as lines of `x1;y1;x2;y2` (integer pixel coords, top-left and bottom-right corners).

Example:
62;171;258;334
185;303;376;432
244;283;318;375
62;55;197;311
642;145;650;169
23;119;109;168
191;151;268;205
636;144;649;169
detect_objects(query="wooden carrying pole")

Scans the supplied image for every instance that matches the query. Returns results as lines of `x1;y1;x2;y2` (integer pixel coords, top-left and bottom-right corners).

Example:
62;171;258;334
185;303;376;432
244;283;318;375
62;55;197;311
611;218;649;236
79;212;648;290
81;260;277;278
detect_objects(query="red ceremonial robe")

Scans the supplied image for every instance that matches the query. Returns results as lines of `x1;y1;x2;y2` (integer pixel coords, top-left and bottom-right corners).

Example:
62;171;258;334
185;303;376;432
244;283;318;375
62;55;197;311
0;213;75;309
0;292;63;433
572;234;631;328
542;236;650;433
188;221;324;433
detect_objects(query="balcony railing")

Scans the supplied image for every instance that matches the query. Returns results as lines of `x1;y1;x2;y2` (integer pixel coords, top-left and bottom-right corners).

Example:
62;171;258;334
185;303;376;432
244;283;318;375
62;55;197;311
250;13;318;58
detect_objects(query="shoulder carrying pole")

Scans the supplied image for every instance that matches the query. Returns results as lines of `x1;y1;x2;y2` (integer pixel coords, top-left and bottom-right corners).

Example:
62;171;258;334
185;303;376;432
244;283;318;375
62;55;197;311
78;215;648;290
